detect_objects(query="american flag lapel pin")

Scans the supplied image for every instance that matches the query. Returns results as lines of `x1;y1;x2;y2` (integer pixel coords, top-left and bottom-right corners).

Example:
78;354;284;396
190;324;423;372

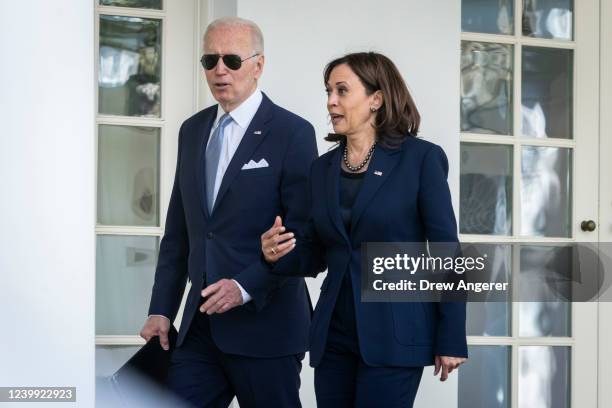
374;171;383;176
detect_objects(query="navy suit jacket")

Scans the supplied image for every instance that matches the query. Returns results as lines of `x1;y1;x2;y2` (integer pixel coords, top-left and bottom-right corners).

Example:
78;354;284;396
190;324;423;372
148;93;318;357
275;136;468;367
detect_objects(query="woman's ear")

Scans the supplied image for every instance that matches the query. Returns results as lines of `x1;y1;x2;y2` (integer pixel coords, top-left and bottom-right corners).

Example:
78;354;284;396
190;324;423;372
371;90;384;111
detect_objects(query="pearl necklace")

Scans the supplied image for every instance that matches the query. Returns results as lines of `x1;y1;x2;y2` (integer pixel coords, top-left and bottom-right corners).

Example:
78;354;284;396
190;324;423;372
343;141;376;172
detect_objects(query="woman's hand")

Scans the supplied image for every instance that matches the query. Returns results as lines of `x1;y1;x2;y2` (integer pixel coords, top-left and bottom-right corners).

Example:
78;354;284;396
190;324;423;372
434;355;466;382
261;216;296;263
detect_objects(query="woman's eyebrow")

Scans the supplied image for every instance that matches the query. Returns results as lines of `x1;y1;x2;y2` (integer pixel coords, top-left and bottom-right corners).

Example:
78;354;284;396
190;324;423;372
325;81;349;88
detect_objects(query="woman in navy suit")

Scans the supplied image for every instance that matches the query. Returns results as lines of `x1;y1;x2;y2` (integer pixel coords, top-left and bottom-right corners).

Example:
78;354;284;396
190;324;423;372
261;52;467;407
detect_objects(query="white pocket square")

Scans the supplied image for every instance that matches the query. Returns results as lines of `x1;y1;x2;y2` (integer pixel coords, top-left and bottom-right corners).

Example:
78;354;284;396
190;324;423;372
241;158;269;170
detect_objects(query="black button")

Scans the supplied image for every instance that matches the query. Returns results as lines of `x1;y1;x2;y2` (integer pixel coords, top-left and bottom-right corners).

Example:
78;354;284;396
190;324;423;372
207;232;213;239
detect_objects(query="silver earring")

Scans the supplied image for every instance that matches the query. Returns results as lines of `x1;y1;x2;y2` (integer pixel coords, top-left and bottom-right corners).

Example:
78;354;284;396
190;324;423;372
370;106;377;112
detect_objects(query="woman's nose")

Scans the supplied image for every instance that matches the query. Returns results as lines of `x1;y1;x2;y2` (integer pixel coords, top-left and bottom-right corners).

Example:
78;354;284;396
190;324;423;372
327;93;337;107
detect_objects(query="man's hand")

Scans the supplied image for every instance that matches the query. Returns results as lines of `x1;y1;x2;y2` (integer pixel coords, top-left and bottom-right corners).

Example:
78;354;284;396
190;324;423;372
433;355;467;381
200;279;244;314
139;315;171;351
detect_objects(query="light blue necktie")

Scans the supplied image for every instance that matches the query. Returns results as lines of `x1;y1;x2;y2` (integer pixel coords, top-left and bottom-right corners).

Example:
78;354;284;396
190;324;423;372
205;113;233;212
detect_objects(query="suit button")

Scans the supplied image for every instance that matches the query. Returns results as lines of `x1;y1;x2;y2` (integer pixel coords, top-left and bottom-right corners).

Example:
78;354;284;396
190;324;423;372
207;232;213;239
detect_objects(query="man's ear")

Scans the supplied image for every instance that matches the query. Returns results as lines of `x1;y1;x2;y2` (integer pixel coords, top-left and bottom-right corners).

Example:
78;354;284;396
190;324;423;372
254;54;265;80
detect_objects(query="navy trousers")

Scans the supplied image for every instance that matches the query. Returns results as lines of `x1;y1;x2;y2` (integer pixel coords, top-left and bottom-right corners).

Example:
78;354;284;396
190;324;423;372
314;274;424;408
167;309;303;408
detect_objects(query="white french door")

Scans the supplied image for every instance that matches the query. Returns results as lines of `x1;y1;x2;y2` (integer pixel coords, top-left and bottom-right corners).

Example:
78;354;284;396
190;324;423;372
458;0;599;407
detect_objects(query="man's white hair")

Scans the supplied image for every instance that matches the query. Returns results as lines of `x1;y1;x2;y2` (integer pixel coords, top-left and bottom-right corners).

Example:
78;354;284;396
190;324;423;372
204;17;264;54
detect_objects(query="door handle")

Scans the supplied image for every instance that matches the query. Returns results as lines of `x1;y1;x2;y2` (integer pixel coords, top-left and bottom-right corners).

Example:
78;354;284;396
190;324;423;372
580;220;597;232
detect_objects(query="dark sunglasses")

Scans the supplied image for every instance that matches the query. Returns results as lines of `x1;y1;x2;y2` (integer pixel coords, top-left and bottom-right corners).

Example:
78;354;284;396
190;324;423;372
200;53;259;70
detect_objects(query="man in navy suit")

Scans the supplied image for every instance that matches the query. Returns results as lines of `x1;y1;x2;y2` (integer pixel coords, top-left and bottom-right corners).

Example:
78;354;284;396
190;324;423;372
139;17;317;407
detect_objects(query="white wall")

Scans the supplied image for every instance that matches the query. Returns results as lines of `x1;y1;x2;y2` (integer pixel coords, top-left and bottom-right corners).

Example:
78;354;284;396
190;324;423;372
0;0;95;405
238;0;461;204
237;1;461;406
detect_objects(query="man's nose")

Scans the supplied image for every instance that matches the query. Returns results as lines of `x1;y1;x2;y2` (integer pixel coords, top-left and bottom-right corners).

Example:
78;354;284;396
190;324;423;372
214;57;229;74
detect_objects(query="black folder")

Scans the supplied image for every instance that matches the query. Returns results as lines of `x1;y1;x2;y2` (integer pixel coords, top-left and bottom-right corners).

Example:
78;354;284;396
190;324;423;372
111;325;178;389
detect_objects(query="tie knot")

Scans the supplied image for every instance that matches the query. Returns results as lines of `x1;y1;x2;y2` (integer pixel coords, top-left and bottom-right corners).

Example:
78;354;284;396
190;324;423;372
217;112;233;130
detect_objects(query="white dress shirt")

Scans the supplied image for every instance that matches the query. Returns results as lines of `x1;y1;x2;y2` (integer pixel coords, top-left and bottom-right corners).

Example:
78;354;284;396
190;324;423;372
150;90;262;322
206;89;263;304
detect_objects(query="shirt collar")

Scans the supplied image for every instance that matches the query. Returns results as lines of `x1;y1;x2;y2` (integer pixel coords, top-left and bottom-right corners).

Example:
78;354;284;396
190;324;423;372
214;88;263;129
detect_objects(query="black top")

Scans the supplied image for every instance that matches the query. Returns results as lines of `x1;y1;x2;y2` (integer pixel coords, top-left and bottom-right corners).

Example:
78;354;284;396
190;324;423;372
339;168;366;234
329;168;366;350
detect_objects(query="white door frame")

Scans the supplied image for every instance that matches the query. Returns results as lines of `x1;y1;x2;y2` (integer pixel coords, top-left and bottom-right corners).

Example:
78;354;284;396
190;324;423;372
572;0;600;407
598;0;612;407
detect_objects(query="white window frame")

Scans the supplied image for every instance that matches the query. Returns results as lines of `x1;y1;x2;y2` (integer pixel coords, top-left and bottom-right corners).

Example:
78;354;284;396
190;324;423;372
94;0;201;346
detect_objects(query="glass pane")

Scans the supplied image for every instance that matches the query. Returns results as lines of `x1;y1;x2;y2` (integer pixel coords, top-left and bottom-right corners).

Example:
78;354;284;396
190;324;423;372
519;245;571;337
468;300;511;337
519;346;570;408
521;47;573;139
460;143;513;235
523;0;573;40
467;245;512;336
97;125;160;226
96;235;158;335
461;41;514;135
100;0;162;9
520;146;572;237
459;345;511;408
520;302;570;336
462;0;514;35
99;15;162;117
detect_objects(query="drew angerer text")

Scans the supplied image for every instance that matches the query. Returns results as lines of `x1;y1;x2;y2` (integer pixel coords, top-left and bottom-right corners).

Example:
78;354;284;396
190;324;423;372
372;279;509;293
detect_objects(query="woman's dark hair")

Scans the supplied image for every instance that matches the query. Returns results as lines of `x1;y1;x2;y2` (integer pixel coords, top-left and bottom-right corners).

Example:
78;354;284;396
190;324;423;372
323;52;420;147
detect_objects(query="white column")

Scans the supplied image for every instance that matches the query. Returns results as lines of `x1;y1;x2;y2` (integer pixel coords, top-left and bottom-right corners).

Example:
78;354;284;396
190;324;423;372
0;0;95;405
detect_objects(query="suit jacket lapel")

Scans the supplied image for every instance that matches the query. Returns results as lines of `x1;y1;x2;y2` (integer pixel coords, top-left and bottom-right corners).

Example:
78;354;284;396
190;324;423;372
326;147;350;244
350;143;402;233
196;106;218;219
210;94;273;215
